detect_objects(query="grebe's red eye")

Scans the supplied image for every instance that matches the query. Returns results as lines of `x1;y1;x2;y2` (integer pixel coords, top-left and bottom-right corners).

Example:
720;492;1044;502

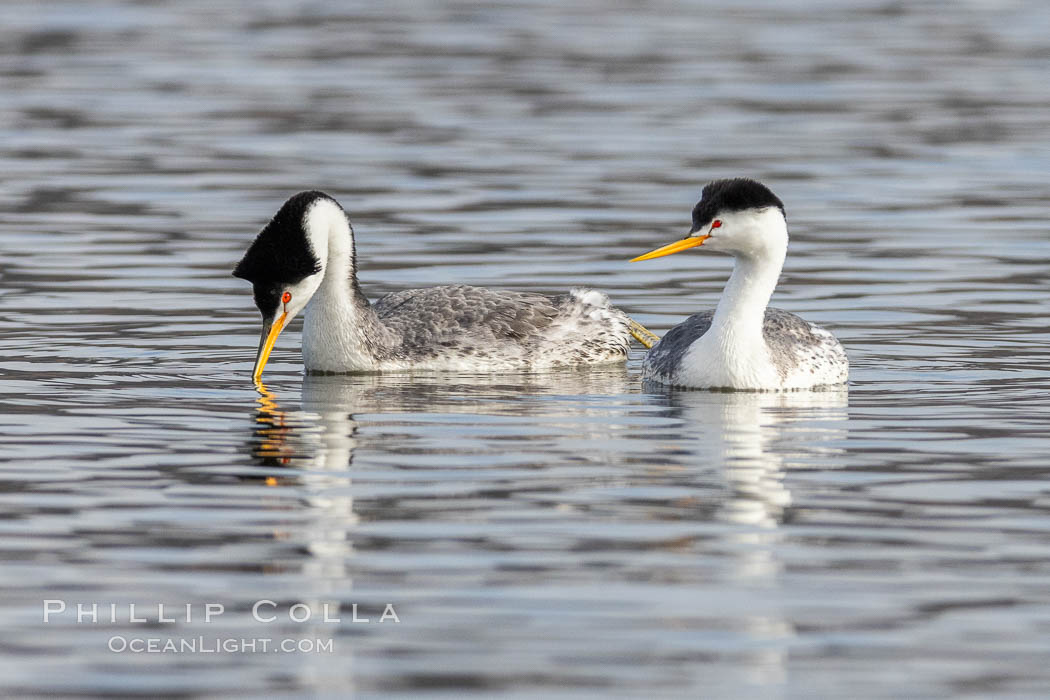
711;220;722;229
282;291;292;304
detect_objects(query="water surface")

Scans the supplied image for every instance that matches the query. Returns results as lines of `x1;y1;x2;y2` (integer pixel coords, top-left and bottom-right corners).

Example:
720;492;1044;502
3;0;1050;697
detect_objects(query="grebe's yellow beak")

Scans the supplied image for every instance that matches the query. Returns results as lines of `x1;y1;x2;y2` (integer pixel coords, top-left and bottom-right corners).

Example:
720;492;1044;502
251;311;288;381
630;234;710;262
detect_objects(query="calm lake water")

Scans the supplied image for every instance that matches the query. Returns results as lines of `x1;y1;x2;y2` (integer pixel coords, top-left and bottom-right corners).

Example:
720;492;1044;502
3;0;1050;697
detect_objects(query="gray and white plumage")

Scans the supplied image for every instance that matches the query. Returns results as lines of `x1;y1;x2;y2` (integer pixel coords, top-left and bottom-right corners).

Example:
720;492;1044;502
369;284;630;370
643;308;848;389
632;179;848;391
233;191;632;377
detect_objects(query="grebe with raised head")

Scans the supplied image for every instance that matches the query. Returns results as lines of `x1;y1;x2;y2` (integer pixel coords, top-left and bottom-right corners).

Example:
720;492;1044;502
631;178;848;391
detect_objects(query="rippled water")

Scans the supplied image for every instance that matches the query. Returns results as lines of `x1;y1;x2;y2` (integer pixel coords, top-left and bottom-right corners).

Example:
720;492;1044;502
3;0;1050;697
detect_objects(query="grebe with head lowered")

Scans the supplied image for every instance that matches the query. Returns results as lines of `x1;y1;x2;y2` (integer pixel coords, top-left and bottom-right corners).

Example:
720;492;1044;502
631;178;848;391
234;191;642;380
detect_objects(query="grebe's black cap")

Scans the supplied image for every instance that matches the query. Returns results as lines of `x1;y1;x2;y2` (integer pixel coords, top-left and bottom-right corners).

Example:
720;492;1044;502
233;191;330;318
689;178;785;233
233;191;330;286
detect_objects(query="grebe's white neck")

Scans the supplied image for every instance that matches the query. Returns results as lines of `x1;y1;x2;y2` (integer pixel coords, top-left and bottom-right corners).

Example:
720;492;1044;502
711;246;785;338
708;207;788;341
301;197;357;285
299;199;399;372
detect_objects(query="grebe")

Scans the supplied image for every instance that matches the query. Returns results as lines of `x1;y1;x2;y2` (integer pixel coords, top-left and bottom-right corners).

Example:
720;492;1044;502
234;191;644;380
631;178;848;391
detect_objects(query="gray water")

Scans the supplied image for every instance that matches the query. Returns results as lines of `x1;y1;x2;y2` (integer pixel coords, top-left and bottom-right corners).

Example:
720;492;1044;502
3;0;1050;697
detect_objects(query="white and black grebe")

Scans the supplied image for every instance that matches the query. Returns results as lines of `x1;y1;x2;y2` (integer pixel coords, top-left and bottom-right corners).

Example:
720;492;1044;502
234;191;639;380
631;178;848;391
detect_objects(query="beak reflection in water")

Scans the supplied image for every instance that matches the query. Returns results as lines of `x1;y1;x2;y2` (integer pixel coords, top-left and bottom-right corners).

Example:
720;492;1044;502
252;381;295;473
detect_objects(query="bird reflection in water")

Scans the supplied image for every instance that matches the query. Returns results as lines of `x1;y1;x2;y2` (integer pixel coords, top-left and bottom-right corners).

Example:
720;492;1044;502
252;381;360;474
246;381;359;691
248;371;845;689
249;380;359;590
246;368;634;589
247;366;634;569
663;386;848;686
